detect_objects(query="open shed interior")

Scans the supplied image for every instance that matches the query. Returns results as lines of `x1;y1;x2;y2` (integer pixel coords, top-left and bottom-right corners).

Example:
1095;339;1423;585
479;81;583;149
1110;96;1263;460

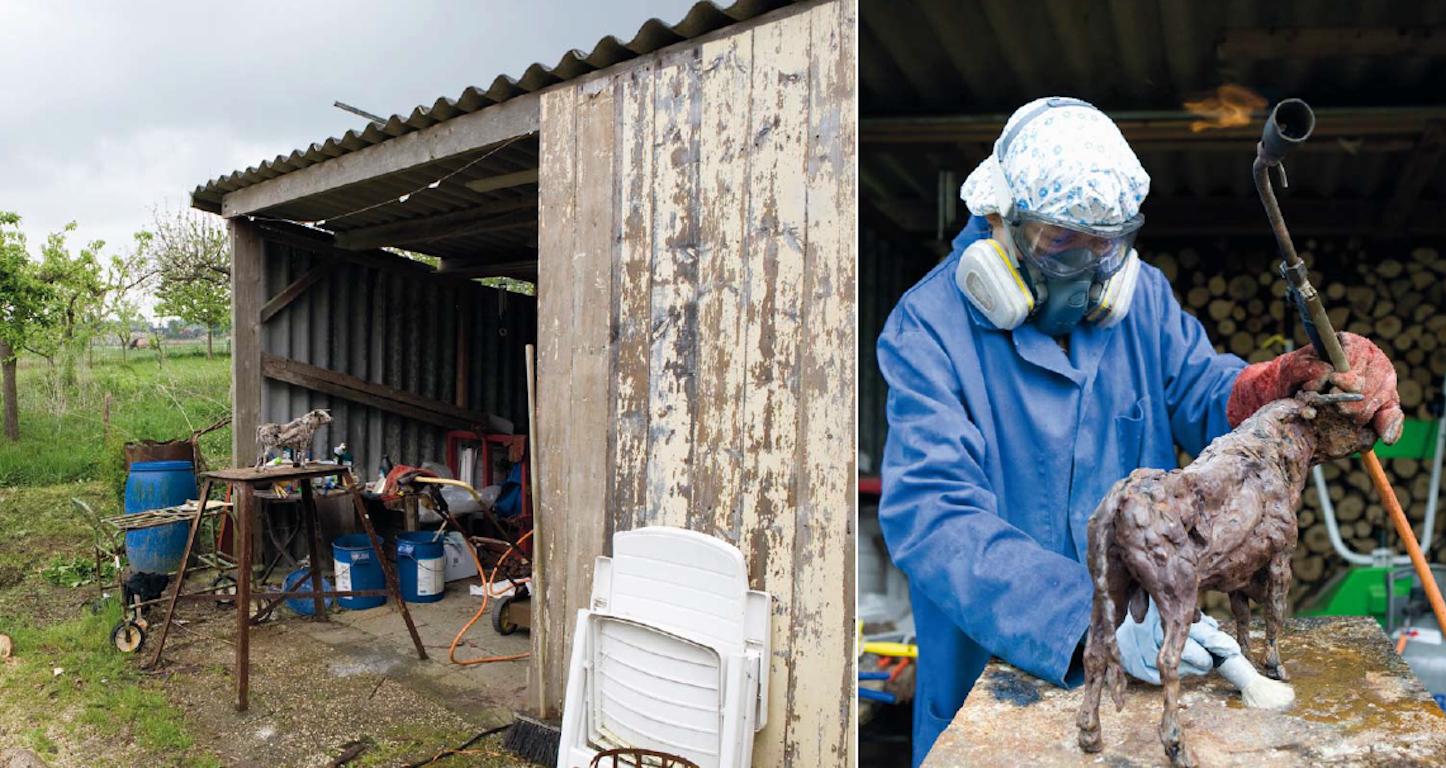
857;0;1446;682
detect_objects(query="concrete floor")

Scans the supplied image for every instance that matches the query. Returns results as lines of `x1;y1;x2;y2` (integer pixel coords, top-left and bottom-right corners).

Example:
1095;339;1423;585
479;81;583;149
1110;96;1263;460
286;577;532;721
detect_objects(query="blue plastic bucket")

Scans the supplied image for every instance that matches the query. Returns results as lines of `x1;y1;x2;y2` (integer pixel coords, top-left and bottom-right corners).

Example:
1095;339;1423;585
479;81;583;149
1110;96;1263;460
123;460;197;573
331;534;386;610
282;567;334;616
396;531;446;603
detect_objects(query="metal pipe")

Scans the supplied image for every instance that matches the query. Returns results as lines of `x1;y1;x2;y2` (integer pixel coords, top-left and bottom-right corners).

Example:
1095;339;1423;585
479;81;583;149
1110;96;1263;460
1253;98;1446;635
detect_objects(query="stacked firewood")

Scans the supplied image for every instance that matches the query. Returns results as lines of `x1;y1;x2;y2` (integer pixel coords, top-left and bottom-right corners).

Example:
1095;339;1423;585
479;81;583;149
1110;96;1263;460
1144;240;1446;610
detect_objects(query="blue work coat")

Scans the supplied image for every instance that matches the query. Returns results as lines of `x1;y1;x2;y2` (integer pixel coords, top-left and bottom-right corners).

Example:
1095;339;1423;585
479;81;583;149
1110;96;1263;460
877;216;1247;766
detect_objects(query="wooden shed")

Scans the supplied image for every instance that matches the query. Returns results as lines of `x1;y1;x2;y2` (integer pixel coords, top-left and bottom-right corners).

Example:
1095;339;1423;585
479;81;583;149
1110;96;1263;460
192;0;857;764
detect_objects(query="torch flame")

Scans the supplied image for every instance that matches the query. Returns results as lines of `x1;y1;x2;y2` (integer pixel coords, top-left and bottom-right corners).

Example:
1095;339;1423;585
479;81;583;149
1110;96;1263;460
1182;84;1268;133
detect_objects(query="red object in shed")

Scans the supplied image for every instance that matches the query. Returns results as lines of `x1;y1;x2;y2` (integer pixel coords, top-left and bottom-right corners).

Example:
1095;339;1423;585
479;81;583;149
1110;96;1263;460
444;430;531;526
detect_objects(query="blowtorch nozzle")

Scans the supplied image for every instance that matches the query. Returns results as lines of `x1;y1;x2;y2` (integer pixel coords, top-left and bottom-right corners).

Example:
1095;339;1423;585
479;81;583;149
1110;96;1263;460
1258;99;1315;165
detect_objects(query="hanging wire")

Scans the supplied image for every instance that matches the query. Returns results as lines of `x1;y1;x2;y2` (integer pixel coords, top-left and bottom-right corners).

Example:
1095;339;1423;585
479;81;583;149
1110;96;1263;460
251;134;528;232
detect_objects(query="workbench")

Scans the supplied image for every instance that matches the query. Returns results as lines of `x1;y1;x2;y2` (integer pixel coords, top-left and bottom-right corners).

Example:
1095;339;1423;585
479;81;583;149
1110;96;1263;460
924;617;1446;767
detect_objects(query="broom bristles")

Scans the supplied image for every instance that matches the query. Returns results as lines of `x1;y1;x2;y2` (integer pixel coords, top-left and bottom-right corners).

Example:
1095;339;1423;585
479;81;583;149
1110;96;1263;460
502;714;562;766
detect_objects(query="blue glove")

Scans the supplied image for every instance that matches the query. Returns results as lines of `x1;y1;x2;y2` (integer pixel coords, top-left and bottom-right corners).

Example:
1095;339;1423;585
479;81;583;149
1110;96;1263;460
1115;597;1243;685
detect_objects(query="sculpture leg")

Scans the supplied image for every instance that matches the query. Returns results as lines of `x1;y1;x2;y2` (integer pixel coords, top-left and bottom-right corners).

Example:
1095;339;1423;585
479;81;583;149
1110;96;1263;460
1263;552;1292;681
1229;590;1252;661
1076;596;1109;753
1156;594;1198;768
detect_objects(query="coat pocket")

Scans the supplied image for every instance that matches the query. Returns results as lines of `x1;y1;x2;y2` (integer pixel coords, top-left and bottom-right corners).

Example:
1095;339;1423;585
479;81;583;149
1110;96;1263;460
1114;396;1148;472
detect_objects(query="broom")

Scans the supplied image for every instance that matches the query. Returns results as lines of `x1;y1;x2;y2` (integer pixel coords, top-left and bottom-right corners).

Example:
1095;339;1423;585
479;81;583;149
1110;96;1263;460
502;344;563;763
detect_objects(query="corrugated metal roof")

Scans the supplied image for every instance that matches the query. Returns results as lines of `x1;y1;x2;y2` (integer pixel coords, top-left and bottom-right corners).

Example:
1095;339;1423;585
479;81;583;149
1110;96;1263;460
192;0;799;212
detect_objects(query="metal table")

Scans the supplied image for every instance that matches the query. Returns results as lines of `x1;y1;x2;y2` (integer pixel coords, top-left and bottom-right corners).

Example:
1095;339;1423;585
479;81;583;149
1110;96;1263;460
924;617;1446;767
146;463;426;711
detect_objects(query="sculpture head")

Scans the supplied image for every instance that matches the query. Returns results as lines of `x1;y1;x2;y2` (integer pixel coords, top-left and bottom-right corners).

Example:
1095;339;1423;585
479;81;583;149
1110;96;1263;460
1295;392;1378;461
303;409;333;428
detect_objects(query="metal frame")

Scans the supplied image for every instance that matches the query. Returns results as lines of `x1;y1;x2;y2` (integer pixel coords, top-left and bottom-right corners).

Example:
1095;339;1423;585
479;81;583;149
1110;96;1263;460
145;463;426;711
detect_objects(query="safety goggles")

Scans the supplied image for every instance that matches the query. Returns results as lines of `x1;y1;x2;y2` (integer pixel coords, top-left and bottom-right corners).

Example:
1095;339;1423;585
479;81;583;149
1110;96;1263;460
1005;212;1143;279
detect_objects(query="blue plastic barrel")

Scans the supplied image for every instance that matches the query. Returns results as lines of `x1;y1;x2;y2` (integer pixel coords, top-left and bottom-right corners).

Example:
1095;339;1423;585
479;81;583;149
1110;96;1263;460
331;534;385;609
396;531;446;603
124;460;197;573
282;567;334;616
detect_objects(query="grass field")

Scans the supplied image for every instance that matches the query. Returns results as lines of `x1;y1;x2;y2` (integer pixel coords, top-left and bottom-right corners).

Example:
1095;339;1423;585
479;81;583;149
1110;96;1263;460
0;349;234;766
0;348;527;766
1;347;233;488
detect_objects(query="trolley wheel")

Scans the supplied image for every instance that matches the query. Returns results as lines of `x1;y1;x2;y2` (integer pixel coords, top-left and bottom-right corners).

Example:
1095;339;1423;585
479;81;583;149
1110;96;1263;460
110;620;146;654
492;595;519;636
212;575;238;607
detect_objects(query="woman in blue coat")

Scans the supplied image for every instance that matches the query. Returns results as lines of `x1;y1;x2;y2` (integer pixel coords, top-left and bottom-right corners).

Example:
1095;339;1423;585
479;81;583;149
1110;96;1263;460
876;98;1404;766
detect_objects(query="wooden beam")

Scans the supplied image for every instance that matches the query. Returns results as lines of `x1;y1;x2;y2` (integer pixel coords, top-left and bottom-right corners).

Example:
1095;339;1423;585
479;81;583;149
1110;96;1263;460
1382;122;1446;236
1219;26;1446;60
864;196;1446;237
861;107;1446;145
231;219;264;467
463;168;540;194
258;262;333;323
220;94;540;218
250;220;479;290
260;353;511;434
330;197;536;251
436;257;538;279
334;208;536;251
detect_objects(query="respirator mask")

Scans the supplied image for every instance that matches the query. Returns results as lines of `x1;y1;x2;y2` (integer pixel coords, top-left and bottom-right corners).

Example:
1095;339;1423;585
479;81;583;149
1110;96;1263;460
954;97;1145;336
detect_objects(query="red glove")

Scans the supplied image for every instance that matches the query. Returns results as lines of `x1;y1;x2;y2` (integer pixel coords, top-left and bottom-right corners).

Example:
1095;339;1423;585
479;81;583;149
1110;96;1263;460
1226;332;1404;443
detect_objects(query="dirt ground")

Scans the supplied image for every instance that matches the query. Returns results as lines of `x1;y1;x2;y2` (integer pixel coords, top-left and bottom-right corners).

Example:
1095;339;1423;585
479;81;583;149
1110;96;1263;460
146;577;534;767
0;569;536;768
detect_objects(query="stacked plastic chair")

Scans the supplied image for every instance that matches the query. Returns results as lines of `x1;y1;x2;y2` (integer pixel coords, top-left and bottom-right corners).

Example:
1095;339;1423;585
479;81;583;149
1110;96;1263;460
558;527;771;768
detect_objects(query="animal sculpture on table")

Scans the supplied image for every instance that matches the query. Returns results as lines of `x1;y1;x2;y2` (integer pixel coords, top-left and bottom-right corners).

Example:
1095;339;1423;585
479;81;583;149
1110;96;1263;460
254;409;333;467
1076;390;1380;767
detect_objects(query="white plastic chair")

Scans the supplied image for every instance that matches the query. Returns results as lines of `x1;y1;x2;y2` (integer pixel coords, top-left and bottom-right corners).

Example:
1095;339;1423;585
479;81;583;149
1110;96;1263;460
557;527;771;768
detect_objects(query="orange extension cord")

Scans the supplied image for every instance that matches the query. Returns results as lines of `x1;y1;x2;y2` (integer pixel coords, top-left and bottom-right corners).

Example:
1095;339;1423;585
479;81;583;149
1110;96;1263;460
448;528;533;665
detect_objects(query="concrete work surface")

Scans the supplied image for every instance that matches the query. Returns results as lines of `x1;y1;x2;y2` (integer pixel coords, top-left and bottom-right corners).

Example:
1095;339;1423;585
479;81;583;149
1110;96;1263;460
924;617;1446;767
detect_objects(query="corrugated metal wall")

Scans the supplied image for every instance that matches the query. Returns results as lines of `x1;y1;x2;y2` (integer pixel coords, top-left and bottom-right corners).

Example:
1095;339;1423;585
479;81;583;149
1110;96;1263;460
859;226;943;476
533;1;857;764
258;235;536;478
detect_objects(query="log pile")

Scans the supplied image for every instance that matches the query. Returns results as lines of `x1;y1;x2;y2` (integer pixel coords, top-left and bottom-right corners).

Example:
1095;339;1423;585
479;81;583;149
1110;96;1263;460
1145;239;1446;612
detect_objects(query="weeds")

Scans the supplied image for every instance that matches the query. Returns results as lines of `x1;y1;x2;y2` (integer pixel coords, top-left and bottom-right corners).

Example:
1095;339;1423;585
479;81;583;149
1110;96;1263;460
40;554;118;589
0;352;231;488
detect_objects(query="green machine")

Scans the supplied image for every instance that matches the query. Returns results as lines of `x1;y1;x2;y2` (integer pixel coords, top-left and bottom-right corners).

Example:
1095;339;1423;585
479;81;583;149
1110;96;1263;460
1298;383;1446;705
1300;412;1444;624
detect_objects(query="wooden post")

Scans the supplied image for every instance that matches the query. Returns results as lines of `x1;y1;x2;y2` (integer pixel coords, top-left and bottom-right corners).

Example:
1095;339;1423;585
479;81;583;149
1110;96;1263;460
235;484;253;711
231;219;265;468
300;482;329;620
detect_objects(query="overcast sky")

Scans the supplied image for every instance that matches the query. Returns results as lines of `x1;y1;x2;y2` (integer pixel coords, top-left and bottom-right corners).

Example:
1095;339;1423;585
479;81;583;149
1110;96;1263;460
0;0;698;260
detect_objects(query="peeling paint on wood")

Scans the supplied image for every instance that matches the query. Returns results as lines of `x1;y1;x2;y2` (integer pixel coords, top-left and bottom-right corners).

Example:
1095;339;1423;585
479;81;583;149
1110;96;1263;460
645;46;702;532
789;2;859;766
691;22;753;546
535;1;854;762
741;8;811;766
611;61;656;538
534;84;578;719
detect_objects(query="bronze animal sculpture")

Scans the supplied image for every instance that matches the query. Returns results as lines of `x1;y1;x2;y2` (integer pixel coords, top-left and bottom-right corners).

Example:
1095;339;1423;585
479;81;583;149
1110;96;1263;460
254;409;333;467
1076;391;1378;767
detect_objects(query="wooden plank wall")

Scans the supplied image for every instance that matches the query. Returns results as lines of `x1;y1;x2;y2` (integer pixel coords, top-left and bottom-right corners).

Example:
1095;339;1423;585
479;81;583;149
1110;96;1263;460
534;0;857;764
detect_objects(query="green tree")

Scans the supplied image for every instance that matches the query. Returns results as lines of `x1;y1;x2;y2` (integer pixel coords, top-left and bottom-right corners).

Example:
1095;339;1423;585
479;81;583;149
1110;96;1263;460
148;208;229;358
28;224;107;388
0;212;54;440
103;231;157;363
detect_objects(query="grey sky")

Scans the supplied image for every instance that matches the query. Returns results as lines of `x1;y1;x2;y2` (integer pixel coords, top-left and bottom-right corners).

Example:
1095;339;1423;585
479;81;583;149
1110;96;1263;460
0;0;698;266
